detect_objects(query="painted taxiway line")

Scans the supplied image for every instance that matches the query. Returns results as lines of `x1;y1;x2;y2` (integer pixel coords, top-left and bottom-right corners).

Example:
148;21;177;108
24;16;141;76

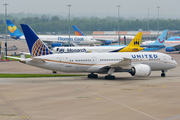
78;88;160;120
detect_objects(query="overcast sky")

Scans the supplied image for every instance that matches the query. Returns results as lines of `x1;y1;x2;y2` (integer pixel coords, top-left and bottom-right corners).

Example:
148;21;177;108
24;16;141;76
1;0;180;18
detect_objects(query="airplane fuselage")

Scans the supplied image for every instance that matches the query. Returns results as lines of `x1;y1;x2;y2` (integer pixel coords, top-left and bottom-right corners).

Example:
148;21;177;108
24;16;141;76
25;52;177;73
20;35;101;45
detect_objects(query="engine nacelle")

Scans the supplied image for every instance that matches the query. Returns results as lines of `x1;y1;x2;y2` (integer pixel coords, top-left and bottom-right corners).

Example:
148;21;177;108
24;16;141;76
104;40;112;45
51;43;63;47
165;47;174;52
130;64;151;77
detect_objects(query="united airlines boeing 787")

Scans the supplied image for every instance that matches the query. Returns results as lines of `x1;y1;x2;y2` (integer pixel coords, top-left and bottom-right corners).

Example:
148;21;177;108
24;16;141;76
8;24;177;79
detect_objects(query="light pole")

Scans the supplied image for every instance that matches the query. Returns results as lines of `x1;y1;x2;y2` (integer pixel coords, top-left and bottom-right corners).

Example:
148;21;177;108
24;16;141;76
67;4;72;46
3;3;8;59
157;6;160;36
117;5;120;45
148;8;149;31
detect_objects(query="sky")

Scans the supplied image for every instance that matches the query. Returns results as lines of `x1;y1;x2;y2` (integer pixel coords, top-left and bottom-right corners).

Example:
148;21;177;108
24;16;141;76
0;0;180;18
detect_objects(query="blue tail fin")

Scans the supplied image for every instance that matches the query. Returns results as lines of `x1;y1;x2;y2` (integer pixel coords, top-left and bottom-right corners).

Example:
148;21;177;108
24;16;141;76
72;25;85;36
149;30;167;45
6;20;24;39
20;24;53;57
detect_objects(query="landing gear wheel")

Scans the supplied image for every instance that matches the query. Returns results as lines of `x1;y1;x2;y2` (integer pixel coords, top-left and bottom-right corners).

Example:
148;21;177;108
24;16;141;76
53;71;57;74
87;73;98;78
161;70;165;77
105;75;115;80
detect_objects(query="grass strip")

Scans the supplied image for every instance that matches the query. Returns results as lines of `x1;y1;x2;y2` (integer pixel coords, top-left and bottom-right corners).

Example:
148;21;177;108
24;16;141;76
0;74;86;78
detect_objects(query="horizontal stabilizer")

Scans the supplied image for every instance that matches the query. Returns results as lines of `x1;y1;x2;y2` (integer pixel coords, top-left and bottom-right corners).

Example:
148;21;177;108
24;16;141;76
6;56;23;60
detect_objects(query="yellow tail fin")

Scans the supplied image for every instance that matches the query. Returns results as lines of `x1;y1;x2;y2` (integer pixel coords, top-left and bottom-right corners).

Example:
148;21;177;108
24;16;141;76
118;32;144;52
128;32;142;47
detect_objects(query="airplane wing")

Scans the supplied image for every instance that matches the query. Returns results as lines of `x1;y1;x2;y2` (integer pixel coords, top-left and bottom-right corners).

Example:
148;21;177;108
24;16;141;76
100;57;132;70
95;38;117;44
95;38;115;41
169;44;180;51
109;57;132;69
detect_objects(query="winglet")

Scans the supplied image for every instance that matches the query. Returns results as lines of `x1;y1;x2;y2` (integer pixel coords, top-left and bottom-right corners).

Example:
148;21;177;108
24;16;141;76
149;30;167;45
72;25;85;36
6;20;24;39
20;24;53;57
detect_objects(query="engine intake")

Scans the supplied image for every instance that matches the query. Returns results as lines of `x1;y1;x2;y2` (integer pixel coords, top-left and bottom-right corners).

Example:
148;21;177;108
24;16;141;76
130;64;151;77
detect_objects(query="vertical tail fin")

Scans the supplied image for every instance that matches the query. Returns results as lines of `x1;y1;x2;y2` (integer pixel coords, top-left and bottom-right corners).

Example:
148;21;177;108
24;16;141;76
149;30;167;45
6;20;24;39
20;24;53;57
128;32;143;47
72;25;85;36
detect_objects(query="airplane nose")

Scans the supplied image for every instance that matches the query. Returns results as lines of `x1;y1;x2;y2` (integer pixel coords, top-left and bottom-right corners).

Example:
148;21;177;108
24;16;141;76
172;59;178;68
174;60;178;66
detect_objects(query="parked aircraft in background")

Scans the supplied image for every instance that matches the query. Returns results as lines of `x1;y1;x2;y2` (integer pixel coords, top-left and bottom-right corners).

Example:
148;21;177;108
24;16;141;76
164;36;180;52
72;25;135;43
97;30;167;51
6;20;118;46
7;24;177;79
167;37;180;40
140;30;167;51
141;31;180;52
53;32;144;53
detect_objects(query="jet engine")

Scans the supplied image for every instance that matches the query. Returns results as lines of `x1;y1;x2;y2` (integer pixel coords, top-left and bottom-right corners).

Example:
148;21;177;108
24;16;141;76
130;64;151;77
104;40;112;45
165;47;175;52
51;43;63;47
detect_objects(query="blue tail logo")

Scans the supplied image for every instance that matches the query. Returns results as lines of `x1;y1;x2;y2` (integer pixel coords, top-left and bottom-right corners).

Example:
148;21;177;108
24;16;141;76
149;30;167;45
20;24;53;57
72;25;85;36
6;20;24;39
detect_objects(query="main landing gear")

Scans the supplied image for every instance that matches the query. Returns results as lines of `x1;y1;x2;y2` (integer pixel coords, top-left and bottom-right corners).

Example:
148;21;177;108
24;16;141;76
104;75;115;80
104;68;115;80
87;73;98;78
161;70;165;77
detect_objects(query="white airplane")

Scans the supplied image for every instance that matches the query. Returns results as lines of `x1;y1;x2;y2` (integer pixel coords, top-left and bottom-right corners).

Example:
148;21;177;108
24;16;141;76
8;24;177;79
52;32;144;53
6;20;118;46
73;25;135;44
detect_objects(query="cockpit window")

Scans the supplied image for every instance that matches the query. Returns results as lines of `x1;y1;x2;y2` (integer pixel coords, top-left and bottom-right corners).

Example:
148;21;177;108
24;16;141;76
171;58;174;60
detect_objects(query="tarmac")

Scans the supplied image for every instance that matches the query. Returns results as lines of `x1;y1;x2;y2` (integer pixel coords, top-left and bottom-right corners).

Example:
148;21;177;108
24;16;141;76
0;39;180;120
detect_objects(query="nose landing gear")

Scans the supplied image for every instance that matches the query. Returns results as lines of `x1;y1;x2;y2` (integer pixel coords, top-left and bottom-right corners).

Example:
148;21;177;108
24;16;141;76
161;70;165;77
